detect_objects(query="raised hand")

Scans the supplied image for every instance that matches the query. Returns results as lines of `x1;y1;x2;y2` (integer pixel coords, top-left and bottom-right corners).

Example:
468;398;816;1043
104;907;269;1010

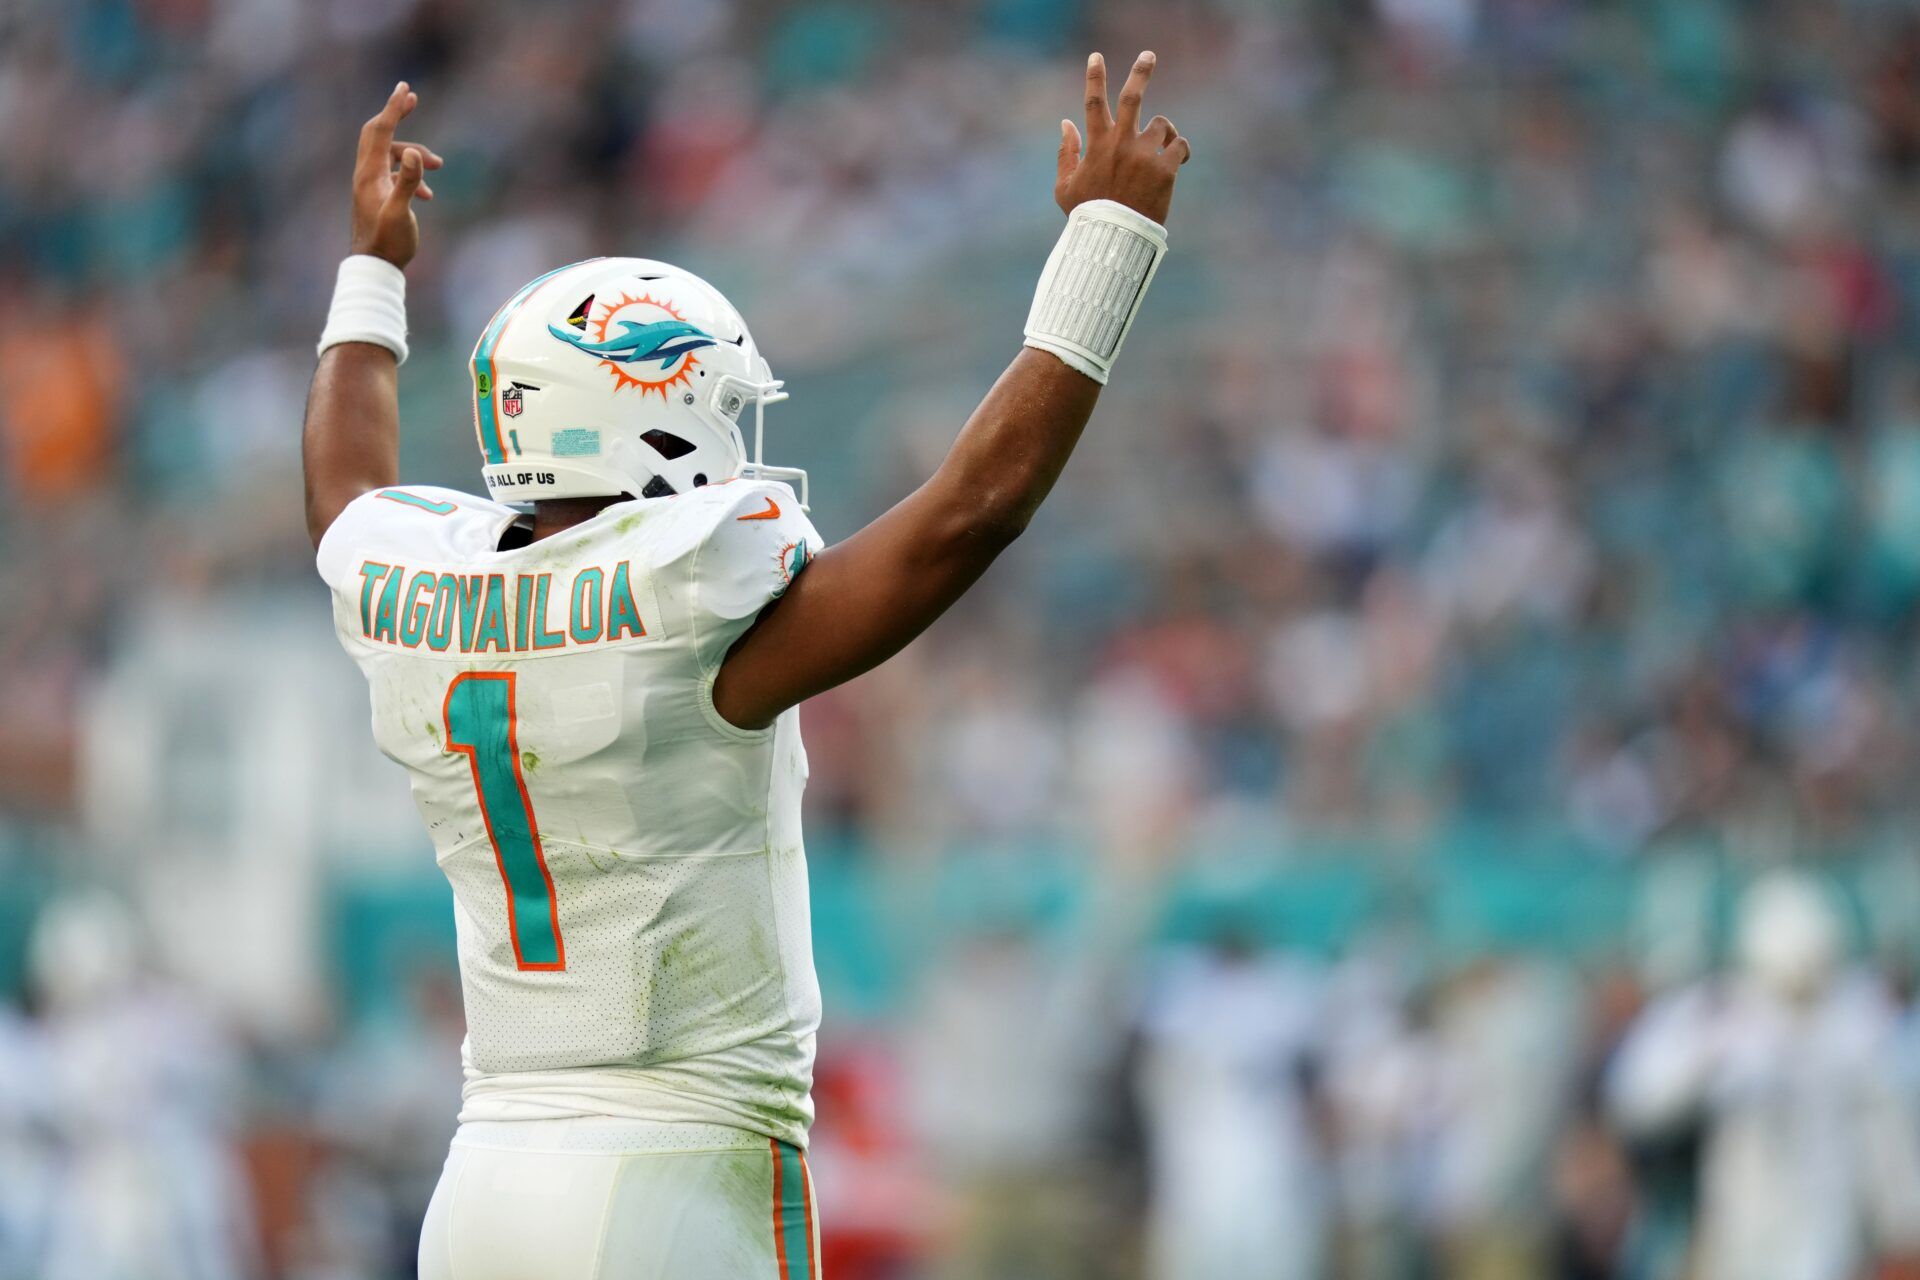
1055;51;1190;225
350;82;444;269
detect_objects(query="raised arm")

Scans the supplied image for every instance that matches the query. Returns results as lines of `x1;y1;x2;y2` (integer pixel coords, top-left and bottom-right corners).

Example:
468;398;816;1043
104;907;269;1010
713;52;1190;729
302;82;443;548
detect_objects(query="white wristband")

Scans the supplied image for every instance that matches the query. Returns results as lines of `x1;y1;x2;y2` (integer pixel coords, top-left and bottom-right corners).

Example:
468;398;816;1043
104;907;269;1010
317;255;409;364
1023;199;1167;384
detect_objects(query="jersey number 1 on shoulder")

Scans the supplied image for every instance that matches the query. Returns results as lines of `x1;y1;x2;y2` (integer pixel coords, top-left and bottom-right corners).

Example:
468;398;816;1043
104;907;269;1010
443;672;566;971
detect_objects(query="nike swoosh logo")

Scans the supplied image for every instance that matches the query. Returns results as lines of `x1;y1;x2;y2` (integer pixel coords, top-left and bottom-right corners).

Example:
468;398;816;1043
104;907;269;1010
737;497;781;521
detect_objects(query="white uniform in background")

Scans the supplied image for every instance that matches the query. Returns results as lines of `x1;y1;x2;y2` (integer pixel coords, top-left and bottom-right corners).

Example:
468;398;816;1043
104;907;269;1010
1608;973;1920;1280
1135;946;1329;1280
318;477;825;1280
30;896;259;1280
1607;875;1920;1280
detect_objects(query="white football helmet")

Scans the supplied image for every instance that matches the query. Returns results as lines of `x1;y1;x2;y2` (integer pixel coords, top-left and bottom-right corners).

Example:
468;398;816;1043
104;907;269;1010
470;257;805;505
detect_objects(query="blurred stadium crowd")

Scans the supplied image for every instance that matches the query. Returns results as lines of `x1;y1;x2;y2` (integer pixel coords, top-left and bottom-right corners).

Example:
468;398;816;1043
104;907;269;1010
8;0;1920;1276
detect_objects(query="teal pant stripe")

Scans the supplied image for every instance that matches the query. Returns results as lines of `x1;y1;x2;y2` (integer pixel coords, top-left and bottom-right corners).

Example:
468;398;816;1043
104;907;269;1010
473;258;601;465
775;1140;810;1279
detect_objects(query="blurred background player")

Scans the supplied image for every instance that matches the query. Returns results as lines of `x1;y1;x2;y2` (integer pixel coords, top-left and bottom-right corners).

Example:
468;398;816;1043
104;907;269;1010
301;59;1188;1279
1607;873;1920;1280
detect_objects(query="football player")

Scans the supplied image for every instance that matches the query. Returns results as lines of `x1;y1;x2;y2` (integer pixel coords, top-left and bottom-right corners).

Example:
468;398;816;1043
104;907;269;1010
304;53;1187;1280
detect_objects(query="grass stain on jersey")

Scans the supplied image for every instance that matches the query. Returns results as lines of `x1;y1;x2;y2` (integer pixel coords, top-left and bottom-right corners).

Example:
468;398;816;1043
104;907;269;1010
706;916;776;1020
656;933;689;977
520;749;540;771
744;917;775;976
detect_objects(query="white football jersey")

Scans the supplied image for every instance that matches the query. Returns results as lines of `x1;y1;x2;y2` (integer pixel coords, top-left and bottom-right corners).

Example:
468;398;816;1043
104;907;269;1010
317;478;824;1148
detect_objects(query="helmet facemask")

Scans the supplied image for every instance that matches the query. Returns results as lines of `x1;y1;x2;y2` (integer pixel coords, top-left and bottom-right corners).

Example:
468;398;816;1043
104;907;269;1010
711;366;808;509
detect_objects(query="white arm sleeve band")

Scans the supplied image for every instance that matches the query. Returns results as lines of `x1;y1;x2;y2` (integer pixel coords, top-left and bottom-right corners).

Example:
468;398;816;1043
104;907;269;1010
317;255;409;364
1022;198;1168;385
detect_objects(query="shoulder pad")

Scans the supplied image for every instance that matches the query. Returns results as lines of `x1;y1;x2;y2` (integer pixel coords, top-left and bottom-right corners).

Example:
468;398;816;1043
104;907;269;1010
315;486;514;589
680;479;823;623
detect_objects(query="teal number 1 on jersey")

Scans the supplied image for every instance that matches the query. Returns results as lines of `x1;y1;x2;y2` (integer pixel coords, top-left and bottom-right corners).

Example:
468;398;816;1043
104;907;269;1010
443;672;566;970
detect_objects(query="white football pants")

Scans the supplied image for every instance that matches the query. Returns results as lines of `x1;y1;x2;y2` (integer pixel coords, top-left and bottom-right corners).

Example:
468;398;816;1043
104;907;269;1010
418;1120;820;1280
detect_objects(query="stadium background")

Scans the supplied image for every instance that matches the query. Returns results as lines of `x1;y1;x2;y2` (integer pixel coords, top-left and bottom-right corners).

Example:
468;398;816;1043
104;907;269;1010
7;0;1920;1275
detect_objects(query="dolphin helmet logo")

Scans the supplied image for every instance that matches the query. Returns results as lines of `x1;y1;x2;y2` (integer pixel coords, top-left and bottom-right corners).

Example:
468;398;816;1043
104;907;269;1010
548;318;717;368
548;291;721;399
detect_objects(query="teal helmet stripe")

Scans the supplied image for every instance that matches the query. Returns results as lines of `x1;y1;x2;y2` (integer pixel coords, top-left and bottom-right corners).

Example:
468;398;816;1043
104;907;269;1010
472;258;603;466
